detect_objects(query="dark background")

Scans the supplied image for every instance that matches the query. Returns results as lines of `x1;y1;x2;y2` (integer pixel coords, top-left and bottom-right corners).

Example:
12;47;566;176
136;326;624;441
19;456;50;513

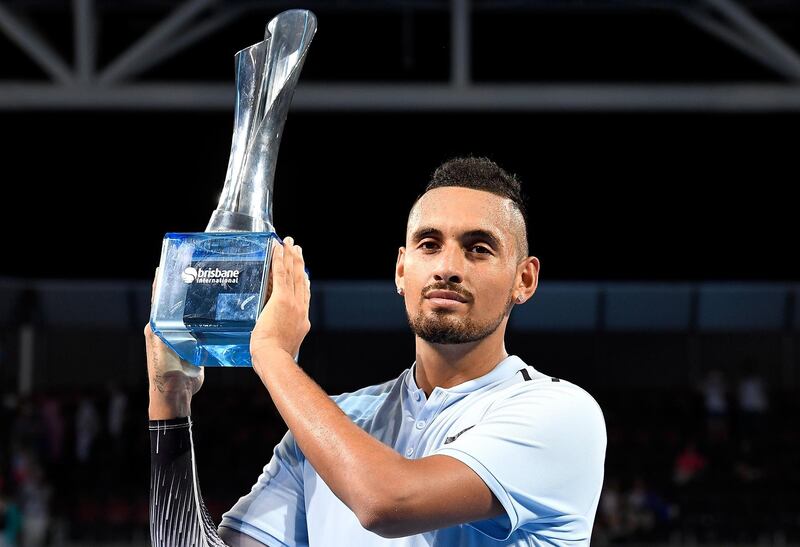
1;3;799;546
1;5;797;283
3;111;796;282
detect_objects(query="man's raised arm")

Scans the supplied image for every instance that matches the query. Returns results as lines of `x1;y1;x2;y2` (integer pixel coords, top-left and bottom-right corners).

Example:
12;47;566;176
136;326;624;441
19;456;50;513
148;412;267;547
144;268;268;547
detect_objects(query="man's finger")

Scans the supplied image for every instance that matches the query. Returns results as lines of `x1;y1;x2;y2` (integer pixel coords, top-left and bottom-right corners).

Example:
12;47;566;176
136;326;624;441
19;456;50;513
294;245;305;302
299;248;310;308
284;237;296;297
272;241;287;300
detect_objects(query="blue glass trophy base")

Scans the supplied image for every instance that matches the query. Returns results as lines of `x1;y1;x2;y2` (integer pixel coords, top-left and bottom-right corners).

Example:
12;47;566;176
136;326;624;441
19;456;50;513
150;232;280;367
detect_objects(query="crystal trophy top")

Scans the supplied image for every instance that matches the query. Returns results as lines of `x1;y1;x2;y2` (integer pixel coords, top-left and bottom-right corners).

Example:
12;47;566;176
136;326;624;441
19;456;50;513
150;10;316;367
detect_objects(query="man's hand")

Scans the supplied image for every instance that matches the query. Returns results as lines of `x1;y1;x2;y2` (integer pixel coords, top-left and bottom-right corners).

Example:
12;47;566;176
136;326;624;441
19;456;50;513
250;236;311;372
145;267;204;419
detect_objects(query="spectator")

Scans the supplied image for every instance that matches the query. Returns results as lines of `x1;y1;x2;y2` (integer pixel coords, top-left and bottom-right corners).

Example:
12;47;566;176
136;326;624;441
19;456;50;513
598;477;625;541
8;447;33;490
0;490;22;547
625;476;656;539
18;466;50;547
39;397;64;464
106;383;128;454
674;441;707;485
733;439;764;484
9;400;42;456
736;359;769;443
74;398;99;464
700;369;730;442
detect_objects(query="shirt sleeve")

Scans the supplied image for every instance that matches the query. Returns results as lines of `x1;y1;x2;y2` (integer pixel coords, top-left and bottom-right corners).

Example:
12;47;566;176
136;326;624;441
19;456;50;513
219;429;309;547
431;383;607;542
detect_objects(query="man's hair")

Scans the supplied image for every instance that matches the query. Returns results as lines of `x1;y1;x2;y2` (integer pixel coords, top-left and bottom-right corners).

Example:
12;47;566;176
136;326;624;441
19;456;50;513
410;155;530;260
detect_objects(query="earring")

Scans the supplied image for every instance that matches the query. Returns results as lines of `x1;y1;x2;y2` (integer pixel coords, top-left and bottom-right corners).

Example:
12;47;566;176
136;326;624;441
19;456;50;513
516;296;524;304
397;287;404;295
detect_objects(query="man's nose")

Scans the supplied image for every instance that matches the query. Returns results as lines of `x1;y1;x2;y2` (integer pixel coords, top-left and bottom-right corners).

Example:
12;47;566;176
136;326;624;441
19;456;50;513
432;243;464;284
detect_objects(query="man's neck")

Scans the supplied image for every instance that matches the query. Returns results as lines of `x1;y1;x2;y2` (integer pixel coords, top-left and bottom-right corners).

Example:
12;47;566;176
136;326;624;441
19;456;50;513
413;331;508;398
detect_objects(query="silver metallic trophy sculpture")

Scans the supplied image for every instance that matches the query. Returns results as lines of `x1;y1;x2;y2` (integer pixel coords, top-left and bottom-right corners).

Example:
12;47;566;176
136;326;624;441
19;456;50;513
150;9;317;367
207;9;316;233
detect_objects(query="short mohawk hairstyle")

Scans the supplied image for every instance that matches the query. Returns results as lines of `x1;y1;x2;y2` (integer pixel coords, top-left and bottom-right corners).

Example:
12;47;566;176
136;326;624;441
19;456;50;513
414;155;530;259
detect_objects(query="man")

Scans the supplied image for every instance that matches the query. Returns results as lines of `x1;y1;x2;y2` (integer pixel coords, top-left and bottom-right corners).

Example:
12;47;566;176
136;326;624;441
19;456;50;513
146;156;607;546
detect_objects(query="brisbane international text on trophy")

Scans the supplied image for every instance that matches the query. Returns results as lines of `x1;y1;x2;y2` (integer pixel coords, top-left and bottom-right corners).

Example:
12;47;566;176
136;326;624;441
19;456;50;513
150;10;316;367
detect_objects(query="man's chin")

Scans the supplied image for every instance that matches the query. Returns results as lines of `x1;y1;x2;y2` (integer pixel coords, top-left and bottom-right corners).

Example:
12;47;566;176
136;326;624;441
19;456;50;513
410;318;471;344
417;331;468;345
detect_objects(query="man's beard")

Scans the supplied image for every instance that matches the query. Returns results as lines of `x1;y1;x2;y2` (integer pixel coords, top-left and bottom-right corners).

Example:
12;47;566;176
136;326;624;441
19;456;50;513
407;291;514;345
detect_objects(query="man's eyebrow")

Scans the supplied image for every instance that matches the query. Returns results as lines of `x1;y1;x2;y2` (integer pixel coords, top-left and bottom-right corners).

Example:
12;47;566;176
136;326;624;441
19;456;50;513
410;227;441;242
410;227;503;250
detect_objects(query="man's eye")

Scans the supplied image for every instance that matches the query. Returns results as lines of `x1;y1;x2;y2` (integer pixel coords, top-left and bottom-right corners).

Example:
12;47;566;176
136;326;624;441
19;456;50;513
420;242;490;253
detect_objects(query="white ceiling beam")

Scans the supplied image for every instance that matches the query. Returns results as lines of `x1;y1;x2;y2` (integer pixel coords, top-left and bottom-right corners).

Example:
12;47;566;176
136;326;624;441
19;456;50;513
1;82;800;111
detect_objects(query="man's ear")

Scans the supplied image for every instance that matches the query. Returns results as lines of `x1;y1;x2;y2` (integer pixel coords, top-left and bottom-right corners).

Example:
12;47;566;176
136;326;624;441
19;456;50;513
515;256;540;304
395;246;405;290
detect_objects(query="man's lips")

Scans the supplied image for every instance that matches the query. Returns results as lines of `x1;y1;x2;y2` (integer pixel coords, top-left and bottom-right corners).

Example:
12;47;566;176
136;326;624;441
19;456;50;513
425;290;468;303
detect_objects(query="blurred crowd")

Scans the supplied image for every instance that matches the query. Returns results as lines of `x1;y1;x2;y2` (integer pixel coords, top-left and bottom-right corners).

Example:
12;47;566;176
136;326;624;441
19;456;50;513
0;378;291;546
0;383;150;546
0;361;797;546
593;361;798;545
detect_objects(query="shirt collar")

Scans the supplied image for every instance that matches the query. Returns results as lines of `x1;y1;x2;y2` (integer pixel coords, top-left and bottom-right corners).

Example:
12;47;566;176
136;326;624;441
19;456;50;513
404;354;527;396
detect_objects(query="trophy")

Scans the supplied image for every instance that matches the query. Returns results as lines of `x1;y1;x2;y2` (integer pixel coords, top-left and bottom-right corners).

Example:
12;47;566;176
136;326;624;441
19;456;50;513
149;9;316;367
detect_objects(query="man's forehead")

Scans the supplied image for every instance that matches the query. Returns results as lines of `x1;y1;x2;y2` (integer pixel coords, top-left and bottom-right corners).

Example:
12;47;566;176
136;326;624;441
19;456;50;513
407;186;518;237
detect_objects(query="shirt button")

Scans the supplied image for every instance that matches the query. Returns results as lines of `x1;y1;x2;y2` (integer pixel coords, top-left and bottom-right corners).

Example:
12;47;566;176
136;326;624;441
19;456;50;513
406;447;414;456
414;392;421;402
415;420;426;430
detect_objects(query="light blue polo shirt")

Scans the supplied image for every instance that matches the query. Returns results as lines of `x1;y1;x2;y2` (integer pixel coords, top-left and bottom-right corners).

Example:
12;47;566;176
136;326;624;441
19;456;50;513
219;355;606;546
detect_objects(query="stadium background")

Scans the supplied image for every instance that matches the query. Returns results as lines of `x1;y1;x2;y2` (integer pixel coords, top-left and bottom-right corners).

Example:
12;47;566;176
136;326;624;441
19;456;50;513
1;1;799;545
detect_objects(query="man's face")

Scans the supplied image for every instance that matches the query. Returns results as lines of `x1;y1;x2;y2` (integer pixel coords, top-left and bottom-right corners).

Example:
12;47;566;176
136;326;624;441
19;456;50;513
396;186;535;345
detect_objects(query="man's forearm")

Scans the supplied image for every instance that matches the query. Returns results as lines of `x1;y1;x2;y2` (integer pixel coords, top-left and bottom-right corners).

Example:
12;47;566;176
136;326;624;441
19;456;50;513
149;386;192;419
252;347;409;529
149;416;234;546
